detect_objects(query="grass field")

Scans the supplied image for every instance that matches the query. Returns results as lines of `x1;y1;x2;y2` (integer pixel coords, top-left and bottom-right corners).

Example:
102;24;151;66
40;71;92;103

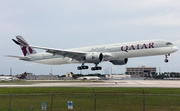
0;87;180;111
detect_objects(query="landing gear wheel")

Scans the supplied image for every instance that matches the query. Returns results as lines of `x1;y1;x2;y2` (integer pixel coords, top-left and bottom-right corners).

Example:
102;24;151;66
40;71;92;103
85;66;89;69
81;66;86;69
77;66;82;70
77;65;89;70
98;67;102;70
91;63;102;71
91;67;95;71
91;66;102;71
164;59;168;63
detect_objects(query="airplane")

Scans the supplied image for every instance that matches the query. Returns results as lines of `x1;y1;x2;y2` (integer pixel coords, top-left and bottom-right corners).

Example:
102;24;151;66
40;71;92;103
6;36;178;71
71;72;100;80
0;72;27;81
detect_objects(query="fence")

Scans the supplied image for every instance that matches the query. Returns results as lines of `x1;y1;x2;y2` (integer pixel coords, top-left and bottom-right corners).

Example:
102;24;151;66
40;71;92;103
1;90;180;111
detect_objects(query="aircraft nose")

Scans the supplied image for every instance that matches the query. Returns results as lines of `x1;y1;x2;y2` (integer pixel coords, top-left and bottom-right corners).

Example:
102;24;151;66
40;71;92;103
172;46;178;52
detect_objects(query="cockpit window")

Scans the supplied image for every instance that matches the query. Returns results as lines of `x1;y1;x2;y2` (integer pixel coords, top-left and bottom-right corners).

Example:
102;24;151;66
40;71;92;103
166;42;173;45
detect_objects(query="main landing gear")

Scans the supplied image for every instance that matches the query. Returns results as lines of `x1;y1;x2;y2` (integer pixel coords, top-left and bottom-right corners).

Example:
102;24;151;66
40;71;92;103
77;63;102;71
164;54;170;63
77;63;89;70
91;63;102;71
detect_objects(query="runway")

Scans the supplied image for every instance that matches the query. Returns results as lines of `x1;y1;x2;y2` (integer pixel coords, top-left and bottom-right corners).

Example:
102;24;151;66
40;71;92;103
1;80;180;88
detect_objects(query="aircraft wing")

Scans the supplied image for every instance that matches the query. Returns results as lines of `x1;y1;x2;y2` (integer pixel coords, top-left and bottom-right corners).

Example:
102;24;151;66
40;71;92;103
30;45;113;61
30;45;86;61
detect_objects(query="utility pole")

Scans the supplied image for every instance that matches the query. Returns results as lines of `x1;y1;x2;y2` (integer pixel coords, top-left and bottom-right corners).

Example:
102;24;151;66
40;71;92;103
10;68;12;76
51;68;52;75
50;67;53;75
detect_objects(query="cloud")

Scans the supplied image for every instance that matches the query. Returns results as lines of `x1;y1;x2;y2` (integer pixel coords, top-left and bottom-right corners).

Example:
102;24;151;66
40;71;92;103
7;59;19;63
116;14;180;26
142;14;180;26
24;63;36;67
135;60;152;65
177;64;180;66
173;40;180;45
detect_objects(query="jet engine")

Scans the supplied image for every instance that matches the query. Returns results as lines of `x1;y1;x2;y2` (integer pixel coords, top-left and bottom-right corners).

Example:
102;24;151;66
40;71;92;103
86;52;103;63
110;58;128;65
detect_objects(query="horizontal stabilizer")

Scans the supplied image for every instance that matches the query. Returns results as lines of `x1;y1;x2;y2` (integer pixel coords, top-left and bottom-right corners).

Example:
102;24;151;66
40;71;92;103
5;55;31;60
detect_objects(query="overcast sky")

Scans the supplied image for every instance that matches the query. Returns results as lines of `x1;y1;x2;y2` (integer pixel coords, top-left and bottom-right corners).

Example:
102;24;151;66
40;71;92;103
1;0;180;75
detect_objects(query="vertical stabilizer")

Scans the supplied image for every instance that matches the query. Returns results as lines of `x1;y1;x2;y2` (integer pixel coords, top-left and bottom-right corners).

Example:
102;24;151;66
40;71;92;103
70;72;77;79
17;72;27;79
13;36;37;56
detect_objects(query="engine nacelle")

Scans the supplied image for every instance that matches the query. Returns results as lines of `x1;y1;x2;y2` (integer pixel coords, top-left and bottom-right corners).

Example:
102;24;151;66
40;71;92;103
86;52;103;63
110;58;128;65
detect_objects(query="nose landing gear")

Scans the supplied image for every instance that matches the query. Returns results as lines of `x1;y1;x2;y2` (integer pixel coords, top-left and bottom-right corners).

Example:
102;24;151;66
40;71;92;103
164;54;170;63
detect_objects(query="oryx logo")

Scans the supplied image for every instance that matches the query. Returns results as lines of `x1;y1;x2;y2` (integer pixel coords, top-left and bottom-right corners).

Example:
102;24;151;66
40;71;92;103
21;46;33;56
17;38;33;56
92;56;95;59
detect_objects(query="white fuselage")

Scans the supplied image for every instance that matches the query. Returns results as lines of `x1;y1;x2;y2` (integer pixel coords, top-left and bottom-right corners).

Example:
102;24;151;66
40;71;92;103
20;39;178;65
76;76;100;80
0;76;19;81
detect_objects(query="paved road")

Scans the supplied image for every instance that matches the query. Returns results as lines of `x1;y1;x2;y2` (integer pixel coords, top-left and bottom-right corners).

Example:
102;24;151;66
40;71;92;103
1;80;180;88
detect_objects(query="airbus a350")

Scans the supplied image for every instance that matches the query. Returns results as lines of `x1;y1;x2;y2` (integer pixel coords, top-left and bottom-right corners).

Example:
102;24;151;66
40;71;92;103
6;36;178;71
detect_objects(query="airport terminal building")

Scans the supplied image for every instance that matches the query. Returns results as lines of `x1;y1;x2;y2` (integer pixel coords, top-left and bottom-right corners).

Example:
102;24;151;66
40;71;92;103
25;74;59;80
126;66;156;77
